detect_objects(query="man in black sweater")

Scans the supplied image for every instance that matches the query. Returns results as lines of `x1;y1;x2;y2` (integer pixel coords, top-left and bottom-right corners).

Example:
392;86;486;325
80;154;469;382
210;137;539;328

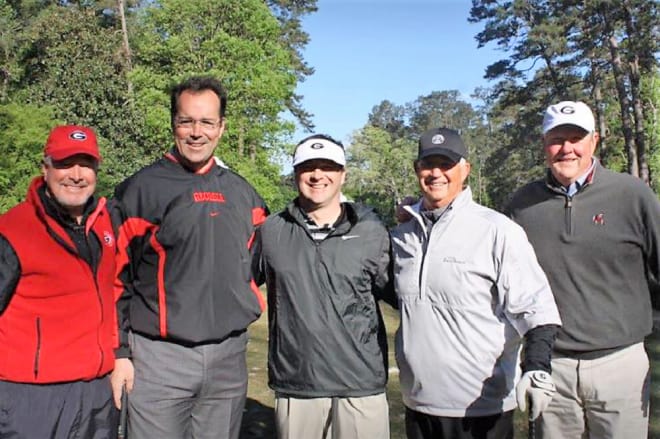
507;100;660;438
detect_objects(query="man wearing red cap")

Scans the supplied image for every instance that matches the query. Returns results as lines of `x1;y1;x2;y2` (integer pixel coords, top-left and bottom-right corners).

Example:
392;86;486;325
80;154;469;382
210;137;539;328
0;125;118;437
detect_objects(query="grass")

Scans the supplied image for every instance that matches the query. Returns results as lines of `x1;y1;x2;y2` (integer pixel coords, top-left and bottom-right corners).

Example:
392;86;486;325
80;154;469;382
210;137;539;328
241;305;660;439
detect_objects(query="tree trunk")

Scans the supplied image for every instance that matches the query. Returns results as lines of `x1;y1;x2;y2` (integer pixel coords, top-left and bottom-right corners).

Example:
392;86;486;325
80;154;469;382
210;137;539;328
604;23;637;176
117;0;133;96
622;0;649;183
593;81;608;165
581;10;607;165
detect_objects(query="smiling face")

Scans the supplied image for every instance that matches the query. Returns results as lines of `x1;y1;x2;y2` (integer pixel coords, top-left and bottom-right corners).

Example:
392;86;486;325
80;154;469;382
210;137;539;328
294;159;346;211
42;154;98;222
173;89;225;172
544;125;598;187
415;155;470;209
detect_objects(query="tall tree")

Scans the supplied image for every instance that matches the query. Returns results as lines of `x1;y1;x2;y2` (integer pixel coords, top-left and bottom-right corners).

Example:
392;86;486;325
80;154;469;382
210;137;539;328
469;0;660;186
266;0;317;130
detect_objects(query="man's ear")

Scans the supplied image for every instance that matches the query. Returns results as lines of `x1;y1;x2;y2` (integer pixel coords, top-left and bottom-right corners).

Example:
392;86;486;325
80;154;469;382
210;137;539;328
461;161;472;183
218;118;226;138
591;132;600;154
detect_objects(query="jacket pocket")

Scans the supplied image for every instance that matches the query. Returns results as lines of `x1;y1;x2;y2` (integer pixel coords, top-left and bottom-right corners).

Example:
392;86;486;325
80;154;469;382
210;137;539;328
33;317;41;379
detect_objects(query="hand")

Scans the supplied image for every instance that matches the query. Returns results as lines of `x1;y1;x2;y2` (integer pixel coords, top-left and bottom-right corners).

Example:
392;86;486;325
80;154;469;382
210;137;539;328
516;370;555;421
111;358;135;410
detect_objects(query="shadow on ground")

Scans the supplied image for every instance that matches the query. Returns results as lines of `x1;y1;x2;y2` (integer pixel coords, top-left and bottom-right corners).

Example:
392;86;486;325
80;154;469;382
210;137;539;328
240;398;276;439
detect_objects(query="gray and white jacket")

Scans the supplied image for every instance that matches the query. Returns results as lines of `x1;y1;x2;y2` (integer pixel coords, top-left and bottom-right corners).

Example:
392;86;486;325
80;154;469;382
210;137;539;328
391;187;561;417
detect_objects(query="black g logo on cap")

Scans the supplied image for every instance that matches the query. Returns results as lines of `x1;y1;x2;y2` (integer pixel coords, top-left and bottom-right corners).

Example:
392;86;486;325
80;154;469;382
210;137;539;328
310;142;324;149
560;106;575;114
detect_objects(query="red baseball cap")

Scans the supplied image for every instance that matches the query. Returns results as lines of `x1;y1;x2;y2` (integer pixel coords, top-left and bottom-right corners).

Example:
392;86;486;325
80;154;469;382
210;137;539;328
44;125;101;161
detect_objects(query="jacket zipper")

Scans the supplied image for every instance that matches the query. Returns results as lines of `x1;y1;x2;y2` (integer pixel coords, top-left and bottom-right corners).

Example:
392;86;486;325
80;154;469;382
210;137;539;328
94;275;105;377
565;196;573;235
33;317;41;379
89;229;105;377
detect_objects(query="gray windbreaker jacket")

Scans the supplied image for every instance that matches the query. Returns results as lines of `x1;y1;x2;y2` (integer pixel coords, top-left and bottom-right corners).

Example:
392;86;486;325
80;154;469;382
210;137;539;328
391;187;561;417
252;200;395;397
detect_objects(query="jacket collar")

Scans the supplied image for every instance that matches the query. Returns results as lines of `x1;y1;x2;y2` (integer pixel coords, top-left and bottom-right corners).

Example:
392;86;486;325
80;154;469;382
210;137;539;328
405;187;473;233
285;198;359;236
544;159;600;194
26;177;106;241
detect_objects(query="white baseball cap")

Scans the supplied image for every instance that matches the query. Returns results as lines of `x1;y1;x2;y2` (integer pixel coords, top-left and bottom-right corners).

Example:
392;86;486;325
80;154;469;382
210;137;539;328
292;136;346;167
543;101;595;134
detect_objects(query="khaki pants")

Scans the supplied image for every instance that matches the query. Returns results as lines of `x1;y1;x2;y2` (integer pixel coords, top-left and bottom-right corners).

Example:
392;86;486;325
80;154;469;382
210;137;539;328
539;342;650;439
275;393;390;439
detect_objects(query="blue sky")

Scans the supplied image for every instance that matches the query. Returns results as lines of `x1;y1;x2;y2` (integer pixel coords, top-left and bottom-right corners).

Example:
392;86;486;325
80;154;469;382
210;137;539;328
294;0;503;143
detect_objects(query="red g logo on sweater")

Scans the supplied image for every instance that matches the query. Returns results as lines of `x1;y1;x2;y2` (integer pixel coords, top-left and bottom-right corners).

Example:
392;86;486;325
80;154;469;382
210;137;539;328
103;230;114;246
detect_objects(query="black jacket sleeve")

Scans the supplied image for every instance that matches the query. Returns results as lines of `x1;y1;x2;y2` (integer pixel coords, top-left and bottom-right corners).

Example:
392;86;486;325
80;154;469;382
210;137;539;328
521;324;560;373
371;227;397;309
109;195;134;359
251;227;265;287
0;234;20;316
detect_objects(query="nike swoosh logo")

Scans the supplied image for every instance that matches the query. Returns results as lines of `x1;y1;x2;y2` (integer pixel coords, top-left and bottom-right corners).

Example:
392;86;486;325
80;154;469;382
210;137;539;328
341;235;360;240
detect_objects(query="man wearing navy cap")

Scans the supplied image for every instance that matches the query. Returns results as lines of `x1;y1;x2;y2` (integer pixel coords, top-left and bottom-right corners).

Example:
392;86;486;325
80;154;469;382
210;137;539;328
252;134;395;438
391;127;561;438
0;125;118;437
507;101;660;438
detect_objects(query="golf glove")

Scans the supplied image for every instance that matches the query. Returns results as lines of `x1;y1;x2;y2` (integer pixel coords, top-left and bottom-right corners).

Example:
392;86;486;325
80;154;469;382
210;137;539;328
516;370;555;421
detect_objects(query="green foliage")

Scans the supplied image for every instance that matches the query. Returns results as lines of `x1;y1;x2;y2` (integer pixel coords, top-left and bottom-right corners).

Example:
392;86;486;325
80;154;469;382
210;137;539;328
224;148;296;213
129;0;297;158
6;3;157;192
0;103;59;213
645;70;660;192
1;0;316;204
344;126;417;225
469;0;660;187
347;91;494;222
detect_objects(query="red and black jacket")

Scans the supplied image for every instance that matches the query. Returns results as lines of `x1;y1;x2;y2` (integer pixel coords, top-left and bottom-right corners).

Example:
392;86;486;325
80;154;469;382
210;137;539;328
0;177;117;383
112;154;267;356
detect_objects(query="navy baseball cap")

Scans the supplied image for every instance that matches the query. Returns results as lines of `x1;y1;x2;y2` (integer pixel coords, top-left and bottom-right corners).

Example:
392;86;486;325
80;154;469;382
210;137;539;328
417;128;467;163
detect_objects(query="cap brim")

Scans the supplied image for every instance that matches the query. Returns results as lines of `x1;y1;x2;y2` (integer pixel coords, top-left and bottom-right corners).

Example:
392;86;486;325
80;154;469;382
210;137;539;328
293;157;345;168
48;148;101;162
543;123;591;135
418;147;462;163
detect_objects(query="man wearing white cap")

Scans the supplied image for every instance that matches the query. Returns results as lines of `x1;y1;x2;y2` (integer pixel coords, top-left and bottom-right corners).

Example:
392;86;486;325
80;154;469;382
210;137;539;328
507;101;660;438
252;134;395;438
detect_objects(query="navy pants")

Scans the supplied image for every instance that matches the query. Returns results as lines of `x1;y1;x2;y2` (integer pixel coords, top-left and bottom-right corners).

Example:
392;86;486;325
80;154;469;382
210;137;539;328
0;376;118;438
405;407;514;439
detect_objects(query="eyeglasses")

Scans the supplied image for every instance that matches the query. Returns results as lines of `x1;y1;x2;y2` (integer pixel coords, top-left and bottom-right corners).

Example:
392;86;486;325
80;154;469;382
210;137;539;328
174;117;222;130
